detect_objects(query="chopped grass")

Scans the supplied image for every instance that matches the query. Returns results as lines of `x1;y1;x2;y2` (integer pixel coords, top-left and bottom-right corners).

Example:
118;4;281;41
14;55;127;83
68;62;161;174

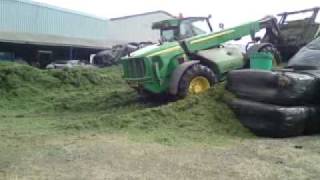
0;62;252;147
0;62;255;178
61;86;251;145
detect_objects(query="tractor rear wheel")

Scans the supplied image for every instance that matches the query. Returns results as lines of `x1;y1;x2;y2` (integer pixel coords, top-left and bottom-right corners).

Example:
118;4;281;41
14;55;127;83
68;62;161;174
137;89;171;102
177;64;216;98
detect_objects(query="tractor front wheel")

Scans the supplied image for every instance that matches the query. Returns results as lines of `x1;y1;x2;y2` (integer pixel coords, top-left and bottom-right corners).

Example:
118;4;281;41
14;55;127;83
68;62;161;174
177;64;216;98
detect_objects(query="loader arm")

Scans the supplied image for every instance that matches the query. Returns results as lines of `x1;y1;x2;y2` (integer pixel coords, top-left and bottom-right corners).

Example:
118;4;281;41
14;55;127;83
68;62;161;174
180;17;280;54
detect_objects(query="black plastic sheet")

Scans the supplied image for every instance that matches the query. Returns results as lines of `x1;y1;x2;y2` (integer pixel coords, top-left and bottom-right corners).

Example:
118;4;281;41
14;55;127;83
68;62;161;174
227;69;320;106
229;99;320;138
288;37;320;69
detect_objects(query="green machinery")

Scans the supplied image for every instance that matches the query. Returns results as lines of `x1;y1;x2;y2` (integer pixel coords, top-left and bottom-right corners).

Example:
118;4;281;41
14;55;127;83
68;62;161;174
152;16;214;43
121;16;282;98
272;7;320;60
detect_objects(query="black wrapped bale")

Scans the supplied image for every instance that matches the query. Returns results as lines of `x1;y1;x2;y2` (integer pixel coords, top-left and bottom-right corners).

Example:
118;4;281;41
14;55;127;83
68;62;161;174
227;69;320;106
288;37;320;69
229;99;320;138
304;107;320;135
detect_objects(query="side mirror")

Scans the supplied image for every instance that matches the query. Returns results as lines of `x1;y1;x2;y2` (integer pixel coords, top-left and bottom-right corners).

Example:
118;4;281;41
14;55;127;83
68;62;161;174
219;23;225;30
208;14;212;19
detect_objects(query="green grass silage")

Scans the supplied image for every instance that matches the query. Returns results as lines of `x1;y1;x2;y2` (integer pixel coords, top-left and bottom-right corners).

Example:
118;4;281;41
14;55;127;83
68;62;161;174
0;62;252;145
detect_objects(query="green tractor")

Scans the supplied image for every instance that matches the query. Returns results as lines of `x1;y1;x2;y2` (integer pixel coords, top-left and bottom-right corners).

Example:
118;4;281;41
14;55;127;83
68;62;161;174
121;16;282;98
152;16;214;43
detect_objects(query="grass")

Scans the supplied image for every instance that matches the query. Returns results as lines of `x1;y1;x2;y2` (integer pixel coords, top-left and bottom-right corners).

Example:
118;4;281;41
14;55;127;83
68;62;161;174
0;62;252;146
2;62;320;180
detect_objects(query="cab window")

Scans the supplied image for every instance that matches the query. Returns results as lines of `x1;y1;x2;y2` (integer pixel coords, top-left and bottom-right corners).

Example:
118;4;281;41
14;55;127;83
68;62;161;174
161;29;176;42
180;19;211;39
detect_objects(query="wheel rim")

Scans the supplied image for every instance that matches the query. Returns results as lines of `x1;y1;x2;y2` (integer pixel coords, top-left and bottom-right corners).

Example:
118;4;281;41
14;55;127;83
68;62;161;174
188;76;210;94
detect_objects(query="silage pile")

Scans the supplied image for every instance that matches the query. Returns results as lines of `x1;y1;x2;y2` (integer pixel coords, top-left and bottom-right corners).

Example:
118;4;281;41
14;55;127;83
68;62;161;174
0;62;252;144
0;62;120;97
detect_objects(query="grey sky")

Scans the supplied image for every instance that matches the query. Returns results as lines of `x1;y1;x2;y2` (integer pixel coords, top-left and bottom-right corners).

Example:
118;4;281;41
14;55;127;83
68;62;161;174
33;0;319;27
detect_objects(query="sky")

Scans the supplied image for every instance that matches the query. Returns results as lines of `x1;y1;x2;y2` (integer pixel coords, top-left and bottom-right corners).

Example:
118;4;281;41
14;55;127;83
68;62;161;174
33;0;319;27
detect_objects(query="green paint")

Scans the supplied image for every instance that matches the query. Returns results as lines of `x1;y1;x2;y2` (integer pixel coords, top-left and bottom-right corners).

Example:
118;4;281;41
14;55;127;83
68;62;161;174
122;19;262;94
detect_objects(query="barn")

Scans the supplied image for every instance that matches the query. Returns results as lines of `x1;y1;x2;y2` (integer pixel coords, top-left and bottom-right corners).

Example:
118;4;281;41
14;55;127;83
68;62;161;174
0;0;116;67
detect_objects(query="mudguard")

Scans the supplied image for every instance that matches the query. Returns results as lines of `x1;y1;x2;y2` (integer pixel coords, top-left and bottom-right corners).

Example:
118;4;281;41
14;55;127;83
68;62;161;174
227;69;320;106
229;99;320;138
169;60;199;95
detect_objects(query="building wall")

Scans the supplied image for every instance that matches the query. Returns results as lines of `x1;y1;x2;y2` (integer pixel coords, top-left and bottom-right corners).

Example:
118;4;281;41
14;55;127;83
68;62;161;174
108;11;174;43
0;0;108;40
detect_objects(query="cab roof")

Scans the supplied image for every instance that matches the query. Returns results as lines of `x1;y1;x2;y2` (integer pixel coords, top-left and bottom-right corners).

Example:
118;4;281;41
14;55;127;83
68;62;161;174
152;17;209;29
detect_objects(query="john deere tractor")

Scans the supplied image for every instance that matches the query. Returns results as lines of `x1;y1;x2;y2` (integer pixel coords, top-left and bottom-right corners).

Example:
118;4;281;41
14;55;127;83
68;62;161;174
152;16;214;43
121;16;282;98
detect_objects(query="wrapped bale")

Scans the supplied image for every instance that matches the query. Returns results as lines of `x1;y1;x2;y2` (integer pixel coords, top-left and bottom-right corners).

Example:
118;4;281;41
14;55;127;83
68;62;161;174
227;69;320;106
227;37;320;106
229;99;320;138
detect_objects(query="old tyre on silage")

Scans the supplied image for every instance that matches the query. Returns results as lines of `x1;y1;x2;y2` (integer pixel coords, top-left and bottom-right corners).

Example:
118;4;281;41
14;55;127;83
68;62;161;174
227;69;320;106
229;98;316;138
93;50;115;67
177;64;216;98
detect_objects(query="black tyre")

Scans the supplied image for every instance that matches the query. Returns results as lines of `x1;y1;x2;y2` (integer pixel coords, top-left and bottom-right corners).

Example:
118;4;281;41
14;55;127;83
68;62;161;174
137;89;155;100
227;69;320;106
177;64;216;98
229;98;309;138
103;53;116;66
93;51;115;67
137;89;171;103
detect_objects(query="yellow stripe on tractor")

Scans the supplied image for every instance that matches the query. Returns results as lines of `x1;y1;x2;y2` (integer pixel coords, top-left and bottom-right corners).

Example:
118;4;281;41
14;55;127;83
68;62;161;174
147;46;181;57
190;30;236;45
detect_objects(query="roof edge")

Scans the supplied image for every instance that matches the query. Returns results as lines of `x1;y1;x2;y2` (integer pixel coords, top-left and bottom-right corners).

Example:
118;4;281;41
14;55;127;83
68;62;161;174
0;30;113;49
110;10;175;21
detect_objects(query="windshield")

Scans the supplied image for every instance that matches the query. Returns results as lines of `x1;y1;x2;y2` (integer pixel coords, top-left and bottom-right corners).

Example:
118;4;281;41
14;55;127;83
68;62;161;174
161;29;177;42
180;19;211;39
159;18;211;42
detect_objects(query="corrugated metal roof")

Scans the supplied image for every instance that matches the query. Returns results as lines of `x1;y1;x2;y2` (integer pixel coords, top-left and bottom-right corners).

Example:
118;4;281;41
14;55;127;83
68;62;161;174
0;31;124;49
110;10;175;21
15;0;107;20
0;0;110;47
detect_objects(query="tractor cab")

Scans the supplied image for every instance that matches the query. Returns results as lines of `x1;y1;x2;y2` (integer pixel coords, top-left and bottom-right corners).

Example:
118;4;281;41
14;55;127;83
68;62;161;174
152;17;213;42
